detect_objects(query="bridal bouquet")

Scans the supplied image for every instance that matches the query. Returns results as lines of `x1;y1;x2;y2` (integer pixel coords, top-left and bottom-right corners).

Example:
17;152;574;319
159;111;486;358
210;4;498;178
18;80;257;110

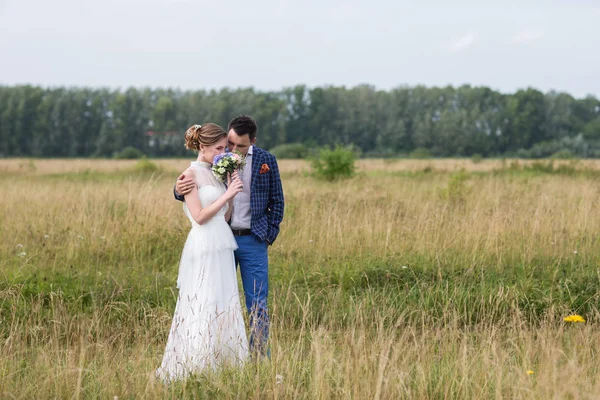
212;151;246;182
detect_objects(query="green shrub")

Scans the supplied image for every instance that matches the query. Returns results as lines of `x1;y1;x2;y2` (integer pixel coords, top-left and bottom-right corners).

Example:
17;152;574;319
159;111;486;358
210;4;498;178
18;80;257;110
18;159;37;172
409;148;432;159
133;157;160;173
115;146;145;159
471;153;483;164
269;143;310;159
526;160;579;175
438;169;471;205
310;146;356;181
550;149;575;160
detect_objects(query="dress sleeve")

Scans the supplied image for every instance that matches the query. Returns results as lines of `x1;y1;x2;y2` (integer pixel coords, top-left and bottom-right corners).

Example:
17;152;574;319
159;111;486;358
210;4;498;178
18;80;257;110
194;166;225;189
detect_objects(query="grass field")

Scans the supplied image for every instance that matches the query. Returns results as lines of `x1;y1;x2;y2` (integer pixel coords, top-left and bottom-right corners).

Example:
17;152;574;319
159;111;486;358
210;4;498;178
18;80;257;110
1;157;599;399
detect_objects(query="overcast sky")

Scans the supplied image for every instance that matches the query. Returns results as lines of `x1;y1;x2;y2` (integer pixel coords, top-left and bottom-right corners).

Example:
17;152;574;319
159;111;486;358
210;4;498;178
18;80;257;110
1;0;598;97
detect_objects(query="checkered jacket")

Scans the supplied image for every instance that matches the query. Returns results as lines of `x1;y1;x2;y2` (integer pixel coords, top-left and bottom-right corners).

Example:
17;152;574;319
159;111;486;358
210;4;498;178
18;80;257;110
174;147;285;245
248;147;285;244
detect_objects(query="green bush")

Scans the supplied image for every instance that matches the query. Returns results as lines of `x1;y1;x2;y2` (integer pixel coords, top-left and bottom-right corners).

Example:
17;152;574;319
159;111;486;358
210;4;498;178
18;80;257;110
526;160;580;175
18;159;37;172
438;169;471;205
515;134;591;159
269;143;310;159
499;159;587;176
409;148;432;159
310;146;356;181
115;146;145;159
471;154;483;164
133;157;160;173
550;149;575;159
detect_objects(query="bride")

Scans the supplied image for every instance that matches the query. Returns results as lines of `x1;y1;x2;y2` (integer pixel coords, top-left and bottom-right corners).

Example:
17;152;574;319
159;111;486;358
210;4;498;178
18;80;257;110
156;123;249;381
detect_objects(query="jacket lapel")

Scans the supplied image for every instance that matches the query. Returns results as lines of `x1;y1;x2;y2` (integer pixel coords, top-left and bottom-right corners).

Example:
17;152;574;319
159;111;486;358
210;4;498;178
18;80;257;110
251;147;262;191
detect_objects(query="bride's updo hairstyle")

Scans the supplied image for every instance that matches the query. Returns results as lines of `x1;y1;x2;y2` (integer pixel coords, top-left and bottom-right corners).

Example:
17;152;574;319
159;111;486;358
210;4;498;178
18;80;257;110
184;123;227;152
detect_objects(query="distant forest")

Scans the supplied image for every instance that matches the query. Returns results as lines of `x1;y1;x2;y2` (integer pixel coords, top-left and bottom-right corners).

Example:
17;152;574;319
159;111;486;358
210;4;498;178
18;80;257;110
1;84;599;158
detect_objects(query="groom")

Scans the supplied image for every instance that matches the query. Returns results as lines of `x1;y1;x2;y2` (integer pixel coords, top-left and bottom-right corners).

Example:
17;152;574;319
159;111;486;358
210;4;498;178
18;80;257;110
174;115;284;355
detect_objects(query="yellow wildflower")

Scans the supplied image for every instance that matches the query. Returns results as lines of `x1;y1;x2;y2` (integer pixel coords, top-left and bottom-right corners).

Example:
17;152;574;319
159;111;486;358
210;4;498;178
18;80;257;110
563;315;585;323
526;370;535;375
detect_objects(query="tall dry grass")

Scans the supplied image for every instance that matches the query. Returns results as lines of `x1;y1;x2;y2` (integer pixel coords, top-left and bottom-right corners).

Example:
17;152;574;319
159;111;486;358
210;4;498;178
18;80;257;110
4;156;600;175
1;158;599;398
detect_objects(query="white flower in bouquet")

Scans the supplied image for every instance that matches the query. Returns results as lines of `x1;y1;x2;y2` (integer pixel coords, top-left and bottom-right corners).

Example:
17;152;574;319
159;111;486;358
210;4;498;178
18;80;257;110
212;151;246;182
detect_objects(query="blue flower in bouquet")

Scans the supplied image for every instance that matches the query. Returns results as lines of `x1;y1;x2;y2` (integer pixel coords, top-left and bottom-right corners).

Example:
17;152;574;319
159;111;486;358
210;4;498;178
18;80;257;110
212;151;246;182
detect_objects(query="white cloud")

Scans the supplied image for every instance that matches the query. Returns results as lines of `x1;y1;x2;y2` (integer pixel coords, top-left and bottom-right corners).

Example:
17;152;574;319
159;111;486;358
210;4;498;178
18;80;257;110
512;27;545;44
446;32;478;53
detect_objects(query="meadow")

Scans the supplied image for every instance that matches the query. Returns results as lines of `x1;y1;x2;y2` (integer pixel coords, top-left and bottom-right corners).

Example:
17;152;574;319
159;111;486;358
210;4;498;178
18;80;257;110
1;157;600;399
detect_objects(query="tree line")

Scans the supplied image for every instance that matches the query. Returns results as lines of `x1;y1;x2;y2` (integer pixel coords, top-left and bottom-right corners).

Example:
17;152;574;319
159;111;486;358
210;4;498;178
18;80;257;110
1;84;599;158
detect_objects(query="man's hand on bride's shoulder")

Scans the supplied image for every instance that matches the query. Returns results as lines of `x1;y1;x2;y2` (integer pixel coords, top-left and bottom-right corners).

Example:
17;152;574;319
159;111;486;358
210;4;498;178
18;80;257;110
176;172;195;196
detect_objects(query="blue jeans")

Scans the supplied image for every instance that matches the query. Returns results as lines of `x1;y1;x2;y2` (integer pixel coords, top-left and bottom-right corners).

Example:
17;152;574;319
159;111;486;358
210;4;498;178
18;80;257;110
234;234;269;355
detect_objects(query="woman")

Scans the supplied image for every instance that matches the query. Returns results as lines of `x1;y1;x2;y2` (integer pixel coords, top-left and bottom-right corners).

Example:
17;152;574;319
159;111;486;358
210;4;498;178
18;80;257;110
156;123;248;381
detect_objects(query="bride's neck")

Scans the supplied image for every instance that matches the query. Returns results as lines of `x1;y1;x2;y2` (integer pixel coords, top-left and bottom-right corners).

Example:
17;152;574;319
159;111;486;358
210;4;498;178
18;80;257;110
197;154;210;163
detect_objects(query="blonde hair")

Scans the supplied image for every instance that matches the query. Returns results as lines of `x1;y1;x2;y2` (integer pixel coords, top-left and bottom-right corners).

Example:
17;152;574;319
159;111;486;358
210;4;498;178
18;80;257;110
184;123;227;151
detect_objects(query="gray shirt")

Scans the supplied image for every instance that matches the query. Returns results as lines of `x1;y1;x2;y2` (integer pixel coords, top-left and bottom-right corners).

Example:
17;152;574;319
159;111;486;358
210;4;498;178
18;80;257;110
230;145;253;230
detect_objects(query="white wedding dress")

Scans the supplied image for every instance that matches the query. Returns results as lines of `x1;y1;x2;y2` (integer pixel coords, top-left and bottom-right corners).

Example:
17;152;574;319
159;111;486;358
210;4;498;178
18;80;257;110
156;160;249;381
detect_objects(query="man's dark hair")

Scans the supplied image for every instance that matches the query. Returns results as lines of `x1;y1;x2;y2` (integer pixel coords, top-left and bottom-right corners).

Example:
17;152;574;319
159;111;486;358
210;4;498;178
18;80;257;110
227;115;258;141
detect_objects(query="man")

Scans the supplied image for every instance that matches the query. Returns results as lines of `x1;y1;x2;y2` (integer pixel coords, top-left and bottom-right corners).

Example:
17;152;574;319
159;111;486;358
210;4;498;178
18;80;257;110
174;115;284;355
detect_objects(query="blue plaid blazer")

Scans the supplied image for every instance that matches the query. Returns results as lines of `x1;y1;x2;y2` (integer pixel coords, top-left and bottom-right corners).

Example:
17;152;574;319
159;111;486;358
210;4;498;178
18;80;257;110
174;147;284;245
247;147;285;244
